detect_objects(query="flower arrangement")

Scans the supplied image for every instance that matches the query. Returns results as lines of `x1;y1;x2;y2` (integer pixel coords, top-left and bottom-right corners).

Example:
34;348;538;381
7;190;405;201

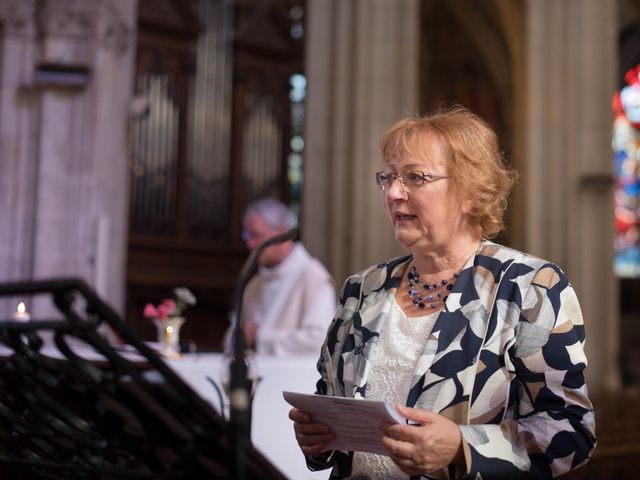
143;287;197;321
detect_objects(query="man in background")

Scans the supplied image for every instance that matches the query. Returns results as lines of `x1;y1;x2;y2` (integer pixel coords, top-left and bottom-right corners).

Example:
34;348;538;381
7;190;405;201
225;198;336;356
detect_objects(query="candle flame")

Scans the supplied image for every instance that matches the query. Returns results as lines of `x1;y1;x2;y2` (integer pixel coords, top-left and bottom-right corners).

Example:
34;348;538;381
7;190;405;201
17;302;26;314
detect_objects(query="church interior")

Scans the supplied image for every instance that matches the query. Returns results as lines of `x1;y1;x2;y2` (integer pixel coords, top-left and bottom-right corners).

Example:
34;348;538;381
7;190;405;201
1;0;640;477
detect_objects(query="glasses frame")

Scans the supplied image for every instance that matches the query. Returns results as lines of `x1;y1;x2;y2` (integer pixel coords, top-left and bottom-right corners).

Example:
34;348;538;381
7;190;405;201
375;170;449;192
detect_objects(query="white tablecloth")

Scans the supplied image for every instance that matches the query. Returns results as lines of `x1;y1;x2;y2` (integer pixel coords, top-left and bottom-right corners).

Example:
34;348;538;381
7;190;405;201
165;353;329;480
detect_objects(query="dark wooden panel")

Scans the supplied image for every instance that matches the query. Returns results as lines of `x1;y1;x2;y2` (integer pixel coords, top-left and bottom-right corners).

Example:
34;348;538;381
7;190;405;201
126;0;305;351
126;238;247;350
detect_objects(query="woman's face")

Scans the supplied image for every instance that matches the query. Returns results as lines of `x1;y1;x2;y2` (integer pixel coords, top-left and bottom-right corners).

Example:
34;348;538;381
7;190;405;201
383;138;470;254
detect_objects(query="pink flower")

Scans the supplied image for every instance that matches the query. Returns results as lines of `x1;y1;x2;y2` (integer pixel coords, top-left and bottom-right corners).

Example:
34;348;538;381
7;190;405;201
156;299;176;320
143;289;194;321
143;303;158;319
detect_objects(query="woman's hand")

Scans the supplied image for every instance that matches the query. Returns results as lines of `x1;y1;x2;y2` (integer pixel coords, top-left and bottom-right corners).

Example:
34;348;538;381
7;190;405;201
381;405;464;475
289;407;335;456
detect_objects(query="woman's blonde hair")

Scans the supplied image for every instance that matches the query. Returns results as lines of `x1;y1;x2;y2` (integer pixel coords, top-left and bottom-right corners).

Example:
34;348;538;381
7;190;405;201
379;106;516;238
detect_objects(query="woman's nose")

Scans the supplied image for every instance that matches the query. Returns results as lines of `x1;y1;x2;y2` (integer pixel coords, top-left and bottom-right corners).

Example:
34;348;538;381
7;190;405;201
385;178;408;200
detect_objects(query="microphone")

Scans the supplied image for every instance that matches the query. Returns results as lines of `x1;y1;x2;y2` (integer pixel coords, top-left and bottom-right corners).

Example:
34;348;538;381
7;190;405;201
229;229;297;480
233;229;298;296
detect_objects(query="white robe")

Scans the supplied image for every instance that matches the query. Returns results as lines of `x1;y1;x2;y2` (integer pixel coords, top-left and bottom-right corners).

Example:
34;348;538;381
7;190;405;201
226;243;336;356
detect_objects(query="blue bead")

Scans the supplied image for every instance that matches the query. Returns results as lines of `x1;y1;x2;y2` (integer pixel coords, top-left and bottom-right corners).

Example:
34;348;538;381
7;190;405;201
430;303;436;308
437;292;442;298
426;295;433;301
446;284;453;290
442;279;448;285
418;303;425;309
412;298;419;304
423;284;430;290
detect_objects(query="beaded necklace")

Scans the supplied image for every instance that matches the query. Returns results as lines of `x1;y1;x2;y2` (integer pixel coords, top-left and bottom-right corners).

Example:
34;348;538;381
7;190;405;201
407;265;460;310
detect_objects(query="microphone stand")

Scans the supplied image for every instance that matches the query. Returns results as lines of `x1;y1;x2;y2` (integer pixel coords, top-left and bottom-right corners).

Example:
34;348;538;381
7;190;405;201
229;229;297;480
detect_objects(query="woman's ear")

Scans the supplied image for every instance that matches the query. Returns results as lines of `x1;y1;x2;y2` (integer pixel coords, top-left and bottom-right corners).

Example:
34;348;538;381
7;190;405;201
461;196;474;214
455;188;473;215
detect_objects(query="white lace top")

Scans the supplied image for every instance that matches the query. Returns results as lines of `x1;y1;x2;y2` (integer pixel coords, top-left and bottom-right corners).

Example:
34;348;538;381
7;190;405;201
350;298;439;480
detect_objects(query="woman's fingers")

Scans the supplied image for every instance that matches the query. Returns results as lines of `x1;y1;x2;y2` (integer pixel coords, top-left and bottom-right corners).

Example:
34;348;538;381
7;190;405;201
381;432;414;457
379;405;464;473
300;441;333;456
288;407;310;422
395;404;438;424
296;430;336;453
290;408;331;434
295;425;335;455
295;420;332;436
382;435;426;475
289;407;335;454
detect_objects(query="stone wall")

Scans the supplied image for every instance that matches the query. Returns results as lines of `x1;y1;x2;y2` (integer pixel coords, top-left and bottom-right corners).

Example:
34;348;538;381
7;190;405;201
0;0;137;318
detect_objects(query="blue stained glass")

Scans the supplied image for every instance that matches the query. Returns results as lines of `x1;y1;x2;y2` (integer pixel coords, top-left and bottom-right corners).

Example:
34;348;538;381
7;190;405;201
613;68;640;278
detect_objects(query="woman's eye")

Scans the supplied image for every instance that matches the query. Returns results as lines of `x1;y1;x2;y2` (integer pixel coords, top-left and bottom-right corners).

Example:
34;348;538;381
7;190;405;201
406;172;423;184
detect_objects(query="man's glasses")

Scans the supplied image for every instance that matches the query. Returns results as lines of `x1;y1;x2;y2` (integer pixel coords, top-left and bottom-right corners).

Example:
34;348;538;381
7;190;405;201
241;230;269;242
375;170;449;192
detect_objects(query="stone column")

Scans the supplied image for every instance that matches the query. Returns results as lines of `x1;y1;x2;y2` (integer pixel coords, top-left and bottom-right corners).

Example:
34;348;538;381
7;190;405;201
0;0;137;317
303;0;420;286
525;0;618;390
0;1;39;315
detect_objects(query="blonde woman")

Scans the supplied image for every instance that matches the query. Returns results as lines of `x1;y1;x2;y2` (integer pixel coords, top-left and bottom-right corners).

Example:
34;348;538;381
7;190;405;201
290;107;595;479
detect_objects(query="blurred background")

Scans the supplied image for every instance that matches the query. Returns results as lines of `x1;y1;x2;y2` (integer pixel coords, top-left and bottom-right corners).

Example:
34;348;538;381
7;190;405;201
1;0;639;476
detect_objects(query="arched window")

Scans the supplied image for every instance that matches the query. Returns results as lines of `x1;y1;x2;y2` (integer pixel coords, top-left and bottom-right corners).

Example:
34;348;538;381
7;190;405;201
615;8;640;385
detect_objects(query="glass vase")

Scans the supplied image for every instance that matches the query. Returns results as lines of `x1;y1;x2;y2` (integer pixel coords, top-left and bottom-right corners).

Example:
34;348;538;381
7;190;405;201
153;317;185;359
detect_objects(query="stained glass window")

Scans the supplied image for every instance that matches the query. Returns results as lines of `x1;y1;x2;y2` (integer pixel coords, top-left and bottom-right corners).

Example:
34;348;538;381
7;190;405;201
613;65;640;277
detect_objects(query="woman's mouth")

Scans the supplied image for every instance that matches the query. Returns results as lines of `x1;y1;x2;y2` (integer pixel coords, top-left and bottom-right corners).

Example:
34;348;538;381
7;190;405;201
396;214;416;222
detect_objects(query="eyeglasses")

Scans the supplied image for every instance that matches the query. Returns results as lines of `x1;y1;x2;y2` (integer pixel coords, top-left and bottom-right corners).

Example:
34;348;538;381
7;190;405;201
241;229;269;242
375;170;448;192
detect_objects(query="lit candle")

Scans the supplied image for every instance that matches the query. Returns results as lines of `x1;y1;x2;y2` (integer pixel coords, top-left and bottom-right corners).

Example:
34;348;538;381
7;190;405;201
12;302;31;321
164;325;173;344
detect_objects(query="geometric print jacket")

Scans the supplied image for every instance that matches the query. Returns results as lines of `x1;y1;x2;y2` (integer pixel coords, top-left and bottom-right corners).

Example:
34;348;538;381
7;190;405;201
307;241;596;479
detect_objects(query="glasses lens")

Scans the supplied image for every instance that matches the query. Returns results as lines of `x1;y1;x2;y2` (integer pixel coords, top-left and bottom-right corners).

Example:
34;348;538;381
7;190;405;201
403;171;426;187
377;172;406;190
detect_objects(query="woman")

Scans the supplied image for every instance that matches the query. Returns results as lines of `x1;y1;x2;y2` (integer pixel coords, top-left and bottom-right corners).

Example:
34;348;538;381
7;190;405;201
289;107;596;479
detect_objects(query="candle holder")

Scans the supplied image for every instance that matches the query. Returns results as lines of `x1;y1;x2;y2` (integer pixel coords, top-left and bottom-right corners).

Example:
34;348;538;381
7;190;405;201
153;317;185;359
12;302;31;321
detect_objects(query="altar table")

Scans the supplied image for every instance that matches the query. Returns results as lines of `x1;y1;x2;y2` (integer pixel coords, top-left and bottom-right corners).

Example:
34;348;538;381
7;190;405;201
165;353;328;480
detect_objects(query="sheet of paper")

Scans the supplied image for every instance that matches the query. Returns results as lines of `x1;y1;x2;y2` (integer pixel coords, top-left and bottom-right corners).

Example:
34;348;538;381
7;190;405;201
283;391;404;456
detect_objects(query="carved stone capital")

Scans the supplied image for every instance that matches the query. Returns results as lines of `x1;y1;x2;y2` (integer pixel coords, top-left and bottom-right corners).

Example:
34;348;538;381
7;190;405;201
0;0;36;37
36;0;97;41
38;0;131;55
0;0;131;55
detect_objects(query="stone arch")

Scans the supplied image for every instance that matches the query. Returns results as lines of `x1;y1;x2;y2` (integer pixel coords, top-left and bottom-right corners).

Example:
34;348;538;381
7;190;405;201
418;0;526;247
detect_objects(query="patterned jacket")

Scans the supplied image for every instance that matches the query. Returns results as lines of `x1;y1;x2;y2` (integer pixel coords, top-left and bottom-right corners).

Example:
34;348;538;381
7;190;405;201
307;241;596;479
